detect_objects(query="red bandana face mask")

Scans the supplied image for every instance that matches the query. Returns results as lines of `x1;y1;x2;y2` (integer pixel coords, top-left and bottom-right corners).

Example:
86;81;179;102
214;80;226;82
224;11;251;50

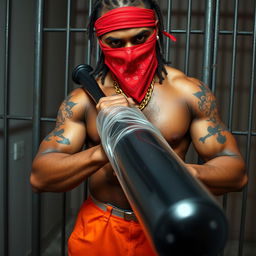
95;7;176;104
98;31;158;103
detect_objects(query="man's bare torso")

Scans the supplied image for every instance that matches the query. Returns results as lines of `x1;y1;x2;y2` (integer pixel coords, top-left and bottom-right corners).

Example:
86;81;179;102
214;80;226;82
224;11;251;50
86;66;192;209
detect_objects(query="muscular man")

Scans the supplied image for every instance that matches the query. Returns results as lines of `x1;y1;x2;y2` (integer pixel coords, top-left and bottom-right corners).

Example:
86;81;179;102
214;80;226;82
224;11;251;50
30;0;248;255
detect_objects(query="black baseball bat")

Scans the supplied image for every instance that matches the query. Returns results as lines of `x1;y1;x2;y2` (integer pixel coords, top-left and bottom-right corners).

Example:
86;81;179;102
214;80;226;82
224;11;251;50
72;64;105;102
72;64;228;256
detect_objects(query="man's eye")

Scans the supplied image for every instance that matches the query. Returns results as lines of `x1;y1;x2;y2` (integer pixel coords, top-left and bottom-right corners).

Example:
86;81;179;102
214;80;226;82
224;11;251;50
133;35;147;45
109;40;122;48
136;36;145;42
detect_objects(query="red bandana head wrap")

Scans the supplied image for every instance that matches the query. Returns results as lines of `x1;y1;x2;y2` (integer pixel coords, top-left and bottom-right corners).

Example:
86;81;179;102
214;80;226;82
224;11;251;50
95;7;176;41
95;7;176;104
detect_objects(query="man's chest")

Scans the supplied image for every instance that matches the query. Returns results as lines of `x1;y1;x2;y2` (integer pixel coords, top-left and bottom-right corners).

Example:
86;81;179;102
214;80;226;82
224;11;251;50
86;94;191;148
143;95;191;145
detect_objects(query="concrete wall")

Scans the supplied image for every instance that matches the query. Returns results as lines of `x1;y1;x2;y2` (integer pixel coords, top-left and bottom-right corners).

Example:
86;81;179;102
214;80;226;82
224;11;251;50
0;0;35;255
0;0;84;255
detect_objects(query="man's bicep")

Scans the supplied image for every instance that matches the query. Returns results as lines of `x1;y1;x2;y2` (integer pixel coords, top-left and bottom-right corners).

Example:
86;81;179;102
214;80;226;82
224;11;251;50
189;117;240;161
38;119;86;155
188;82;241;160
37;91;87;155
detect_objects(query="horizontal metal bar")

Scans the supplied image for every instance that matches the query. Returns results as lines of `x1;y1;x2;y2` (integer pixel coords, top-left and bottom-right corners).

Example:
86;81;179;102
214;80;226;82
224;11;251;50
42;27;253;36
43;28;87;32
0;115;55;122
0;115;32;121
232;131;256;136
172;30;253;35
40;117;56;122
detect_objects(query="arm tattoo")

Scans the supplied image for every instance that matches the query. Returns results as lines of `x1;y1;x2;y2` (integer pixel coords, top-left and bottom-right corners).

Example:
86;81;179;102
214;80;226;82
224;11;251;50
193;84;227;144
44;94;77;145
41;149;61;155
209;149;240;160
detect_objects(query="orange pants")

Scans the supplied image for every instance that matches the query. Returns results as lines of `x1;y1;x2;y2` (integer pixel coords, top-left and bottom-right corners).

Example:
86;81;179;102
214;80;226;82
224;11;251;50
68;198;157;256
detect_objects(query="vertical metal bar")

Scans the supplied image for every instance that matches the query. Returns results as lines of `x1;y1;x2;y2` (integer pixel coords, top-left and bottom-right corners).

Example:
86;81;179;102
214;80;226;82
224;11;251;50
32;0;44;255
202;0;215;87
96;39;100;63
184;0;192;75
211;0;220;94
228;0;239;130
64;0;71;96
86;0;93;65
238;2;256;255
84;0;93;201
61;1;71;254
165;0;172;61
221;0;240;224
198;0;215;166
3;0;10;255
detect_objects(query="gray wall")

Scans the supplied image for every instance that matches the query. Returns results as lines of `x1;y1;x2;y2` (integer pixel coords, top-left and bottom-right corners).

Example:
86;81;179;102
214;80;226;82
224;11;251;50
0;0;35;255
0;0;84;255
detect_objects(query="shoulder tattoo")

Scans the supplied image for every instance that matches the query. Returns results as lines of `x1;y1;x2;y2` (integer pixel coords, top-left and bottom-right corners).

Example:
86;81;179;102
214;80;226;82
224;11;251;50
193;83;227;144
44;94;77;145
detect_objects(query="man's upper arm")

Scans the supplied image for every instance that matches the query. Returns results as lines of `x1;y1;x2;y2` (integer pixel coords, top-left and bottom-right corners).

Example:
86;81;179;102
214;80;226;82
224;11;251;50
37;89;87;155
187;80;242;161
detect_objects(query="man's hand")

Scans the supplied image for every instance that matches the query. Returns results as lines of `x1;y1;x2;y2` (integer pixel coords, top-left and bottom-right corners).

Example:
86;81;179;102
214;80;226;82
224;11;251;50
96;94;136;113
185;164;199;178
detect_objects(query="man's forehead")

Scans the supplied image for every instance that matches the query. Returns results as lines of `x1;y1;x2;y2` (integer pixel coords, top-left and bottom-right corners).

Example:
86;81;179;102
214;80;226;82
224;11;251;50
102;27;154;40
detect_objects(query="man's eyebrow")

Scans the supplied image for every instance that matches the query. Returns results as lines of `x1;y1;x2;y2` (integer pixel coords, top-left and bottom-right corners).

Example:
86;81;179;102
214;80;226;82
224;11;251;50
133;29;151;38
105;29;152;41
105;36;123;41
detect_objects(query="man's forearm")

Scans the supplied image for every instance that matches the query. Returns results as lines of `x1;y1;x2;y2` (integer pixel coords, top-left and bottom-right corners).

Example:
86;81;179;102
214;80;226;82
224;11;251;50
30;145;108;193
187;156;247;195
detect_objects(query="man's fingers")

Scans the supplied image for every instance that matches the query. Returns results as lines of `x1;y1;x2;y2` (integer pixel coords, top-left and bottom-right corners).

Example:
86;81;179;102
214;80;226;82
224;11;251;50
96;94;132;112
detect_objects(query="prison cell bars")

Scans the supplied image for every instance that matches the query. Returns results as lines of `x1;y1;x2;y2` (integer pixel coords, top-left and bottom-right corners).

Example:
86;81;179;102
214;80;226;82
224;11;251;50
211;0;220;94
32;0;44;255
32;0;96;255
202;0;215;86
61;0;71;254
184;0;192;75
228;0;239;132
1;0;255;255
238;2;256;255
165;1;170;60
3;0;10;256
221;0;239;246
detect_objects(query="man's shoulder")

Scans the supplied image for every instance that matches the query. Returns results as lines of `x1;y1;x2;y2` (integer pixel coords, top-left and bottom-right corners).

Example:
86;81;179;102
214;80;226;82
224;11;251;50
68;87;94;105
164;66;207;97
63;87;95;121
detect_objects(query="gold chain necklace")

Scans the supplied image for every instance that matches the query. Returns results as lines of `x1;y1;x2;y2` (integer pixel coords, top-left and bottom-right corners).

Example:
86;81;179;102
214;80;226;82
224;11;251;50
113;78;155;111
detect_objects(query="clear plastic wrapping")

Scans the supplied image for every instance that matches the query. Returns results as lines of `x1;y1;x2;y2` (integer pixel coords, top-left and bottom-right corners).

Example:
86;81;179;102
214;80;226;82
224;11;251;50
96;106;165;173
96;106;228;255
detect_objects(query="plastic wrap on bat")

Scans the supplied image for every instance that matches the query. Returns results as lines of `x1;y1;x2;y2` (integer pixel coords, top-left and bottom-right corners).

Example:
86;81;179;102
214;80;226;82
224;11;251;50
97;106;228;256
